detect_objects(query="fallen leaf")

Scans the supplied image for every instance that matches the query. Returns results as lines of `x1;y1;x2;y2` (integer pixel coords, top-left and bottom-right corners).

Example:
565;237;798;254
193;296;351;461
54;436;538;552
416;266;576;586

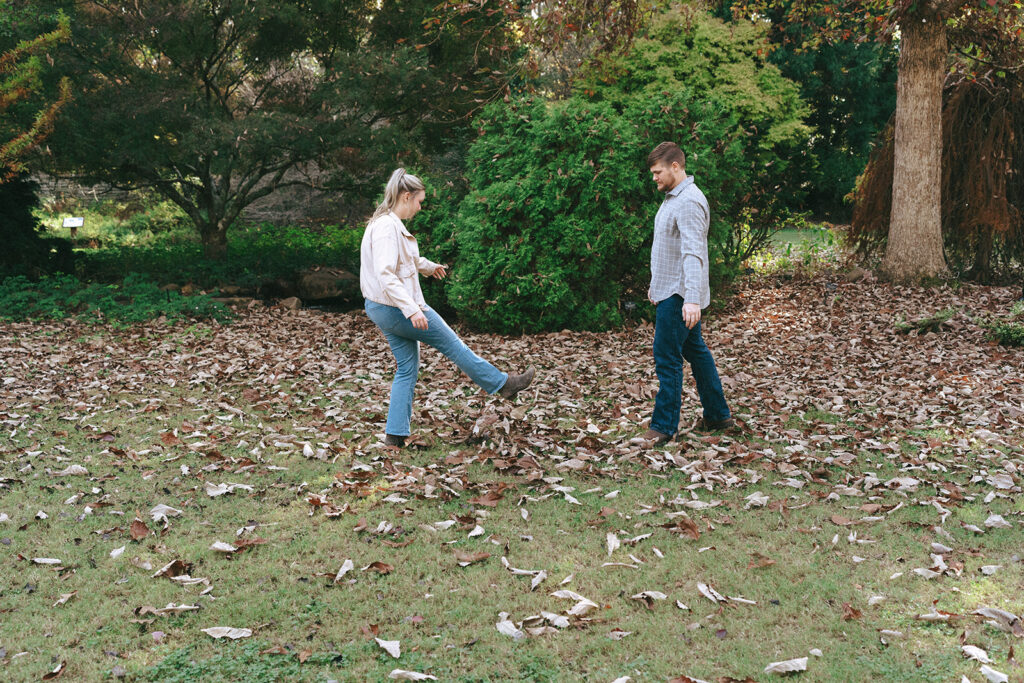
764;657;807;674
697;583;726;603
375;638;401;658
630;591;668;608
962;645;993;664
52;592;76;607
388;670;437;681
201;627;252;639
979;665;1009;683
129;519;150;541
334;559;355;583
42;661;66;679
454;550;490;567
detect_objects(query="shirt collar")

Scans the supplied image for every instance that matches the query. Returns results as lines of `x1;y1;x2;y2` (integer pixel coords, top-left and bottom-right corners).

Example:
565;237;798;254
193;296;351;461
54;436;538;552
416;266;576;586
389;211;413;237
666;175;694;197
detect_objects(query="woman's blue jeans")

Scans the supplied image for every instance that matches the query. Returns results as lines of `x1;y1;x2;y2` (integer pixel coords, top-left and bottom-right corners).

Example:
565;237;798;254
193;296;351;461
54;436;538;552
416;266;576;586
651;295;731;436
365;300;507;437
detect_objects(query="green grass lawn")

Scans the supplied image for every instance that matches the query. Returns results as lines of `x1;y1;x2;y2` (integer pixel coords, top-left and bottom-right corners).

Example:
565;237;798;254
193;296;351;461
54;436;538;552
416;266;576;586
2;276;1023;682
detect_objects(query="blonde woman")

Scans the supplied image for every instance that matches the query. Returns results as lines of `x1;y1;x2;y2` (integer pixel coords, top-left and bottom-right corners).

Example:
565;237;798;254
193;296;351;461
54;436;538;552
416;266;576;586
360;168;535;447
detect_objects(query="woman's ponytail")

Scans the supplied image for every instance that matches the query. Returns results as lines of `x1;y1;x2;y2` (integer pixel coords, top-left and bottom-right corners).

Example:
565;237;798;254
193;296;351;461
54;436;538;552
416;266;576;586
371;168;425;221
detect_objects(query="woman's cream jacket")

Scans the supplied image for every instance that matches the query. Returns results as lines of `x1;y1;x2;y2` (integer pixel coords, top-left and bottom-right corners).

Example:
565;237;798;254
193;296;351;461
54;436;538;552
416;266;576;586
359;212;440;318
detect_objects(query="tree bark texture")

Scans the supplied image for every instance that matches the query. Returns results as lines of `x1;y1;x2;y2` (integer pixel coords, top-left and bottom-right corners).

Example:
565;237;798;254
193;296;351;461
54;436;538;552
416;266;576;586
201;220;229;260
882;13;950;281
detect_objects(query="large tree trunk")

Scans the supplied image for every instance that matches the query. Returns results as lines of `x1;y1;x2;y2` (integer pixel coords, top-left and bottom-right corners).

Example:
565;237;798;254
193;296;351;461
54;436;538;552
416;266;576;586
200;219;229;260
882;13;950;281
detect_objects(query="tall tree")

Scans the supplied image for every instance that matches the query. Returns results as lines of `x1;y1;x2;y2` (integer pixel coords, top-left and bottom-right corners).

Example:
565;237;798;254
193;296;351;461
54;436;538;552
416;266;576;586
26;0;515;259
0;11;70;180
732;0;1023;281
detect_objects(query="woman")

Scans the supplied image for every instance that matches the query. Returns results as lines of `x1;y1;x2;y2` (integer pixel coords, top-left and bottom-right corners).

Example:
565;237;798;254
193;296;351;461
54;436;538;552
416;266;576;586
360;168;535;447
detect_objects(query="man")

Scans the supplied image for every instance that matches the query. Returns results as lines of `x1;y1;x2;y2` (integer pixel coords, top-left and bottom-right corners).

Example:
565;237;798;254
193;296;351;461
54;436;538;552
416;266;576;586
638;141;734;446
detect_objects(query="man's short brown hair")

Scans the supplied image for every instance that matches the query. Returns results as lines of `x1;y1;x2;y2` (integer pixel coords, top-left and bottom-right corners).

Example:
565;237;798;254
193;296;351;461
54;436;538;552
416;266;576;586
647;141;685;169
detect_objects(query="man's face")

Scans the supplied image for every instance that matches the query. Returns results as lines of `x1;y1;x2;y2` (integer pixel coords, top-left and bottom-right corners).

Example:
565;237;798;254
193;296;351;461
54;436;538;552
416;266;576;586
650;161;682;192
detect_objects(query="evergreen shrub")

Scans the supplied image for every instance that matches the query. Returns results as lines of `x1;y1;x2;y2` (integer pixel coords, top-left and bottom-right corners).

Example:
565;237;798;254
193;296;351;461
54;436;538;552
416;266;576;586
442;97;650;333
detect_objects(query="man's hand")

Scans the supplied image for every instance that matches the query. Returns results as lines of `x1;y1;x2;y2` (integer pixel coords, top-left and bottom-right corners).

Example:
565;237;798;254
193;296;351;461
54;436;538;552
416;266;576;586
410;311;429;330
430;264;448;280
682;302;701;329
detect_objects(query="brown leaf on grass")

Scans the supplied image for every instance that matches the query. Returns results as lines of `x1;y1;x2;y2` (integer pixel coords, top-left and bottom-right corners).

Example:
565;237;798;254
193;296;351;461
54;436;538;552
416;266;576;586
842;602;863;621
160;431;183;446
630;591;668;608
362;561;394;574
831;515;854;526
129;518;150;541
454;550;490;567
233;537;268;552
297;648;312;663
42;660;66;679
747;553;776;570
360;623;380;638
382;538;414;548
663;517;700;541
152;559;192;579
86;431;115;442
468;490;503;507
259;645;288;655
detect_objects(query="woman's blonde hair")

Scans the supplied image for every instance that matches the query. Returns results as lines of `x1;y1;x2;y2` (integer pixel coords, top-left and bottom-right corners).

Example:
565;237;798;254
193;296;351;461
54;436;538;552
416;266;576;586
371;168;425;220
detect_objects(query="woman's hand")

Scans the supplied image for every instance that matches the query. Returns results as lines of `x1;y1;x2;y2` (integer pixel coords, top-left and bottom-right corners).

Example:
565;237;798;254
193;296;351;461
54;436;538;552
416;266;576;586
410;311;429;330
430;264;448;280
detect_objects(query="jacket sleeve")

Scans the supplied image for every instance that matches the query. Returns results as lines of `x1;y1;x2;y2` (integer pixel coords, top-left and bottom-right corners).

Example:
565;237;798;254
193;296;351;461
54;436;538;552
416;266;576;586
677;199;708;306
416;255;440;275
370;220;421;318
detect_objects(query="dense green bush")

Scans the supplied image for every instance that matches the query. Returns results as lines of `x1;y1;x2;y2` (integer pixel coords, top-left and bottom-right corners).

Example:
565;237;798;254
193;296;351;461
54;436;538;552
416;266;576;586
441;97;650;333
0;273;231;324
442;90;760;333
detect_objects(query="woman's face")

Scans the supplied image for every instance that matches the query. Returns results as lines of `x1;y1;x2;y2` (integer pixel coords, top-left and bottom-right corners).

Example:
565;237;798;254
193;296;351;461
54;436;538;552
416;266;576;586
402;190;426;218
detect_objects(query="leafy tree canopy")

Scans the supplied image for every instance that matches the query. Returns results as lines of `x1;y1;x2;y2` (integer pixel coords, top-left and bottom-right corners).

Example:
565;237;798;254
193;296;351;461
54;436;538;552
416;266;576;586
22;0;517;258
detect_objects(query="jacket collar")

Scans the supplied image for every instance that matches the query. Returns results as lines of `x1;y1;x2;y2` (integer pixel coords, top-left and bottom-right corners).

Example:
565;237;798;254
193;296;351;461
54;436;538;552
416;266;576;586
389;211;414;237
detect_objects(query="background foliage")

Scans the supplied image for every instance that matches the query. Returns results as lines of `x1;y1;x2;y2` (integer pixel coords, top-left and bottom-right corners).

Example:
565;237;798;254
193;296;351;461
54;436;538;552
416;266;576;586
435;6;813;332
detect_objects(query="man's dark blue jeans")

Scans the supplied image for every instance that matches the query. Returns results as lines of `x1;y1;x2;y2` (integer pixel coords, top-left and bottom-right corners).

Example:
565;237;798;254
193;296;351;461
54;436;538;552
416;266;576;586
651;294;731;436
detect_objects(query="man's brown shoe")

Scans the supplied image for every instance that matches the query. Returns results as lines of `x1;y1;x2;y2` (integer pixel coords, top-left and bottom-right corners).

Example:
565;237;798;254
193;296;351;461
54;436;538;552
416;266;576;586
631;428;672;446
693;416;738;434
384;434;407;448
498;366;535;399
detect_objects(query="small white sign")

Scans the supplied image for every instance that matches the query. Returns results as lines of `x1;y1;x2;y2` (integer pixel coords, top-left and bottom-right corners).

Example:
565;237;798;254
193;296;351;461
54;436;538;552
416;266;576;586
62;217;84;228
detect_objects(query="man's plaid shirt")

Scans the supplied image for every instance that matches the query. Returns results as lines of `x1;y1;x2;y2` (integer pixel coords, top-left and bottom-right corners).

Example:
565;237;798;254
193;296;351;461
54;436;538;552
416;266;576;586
648;175;711;308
